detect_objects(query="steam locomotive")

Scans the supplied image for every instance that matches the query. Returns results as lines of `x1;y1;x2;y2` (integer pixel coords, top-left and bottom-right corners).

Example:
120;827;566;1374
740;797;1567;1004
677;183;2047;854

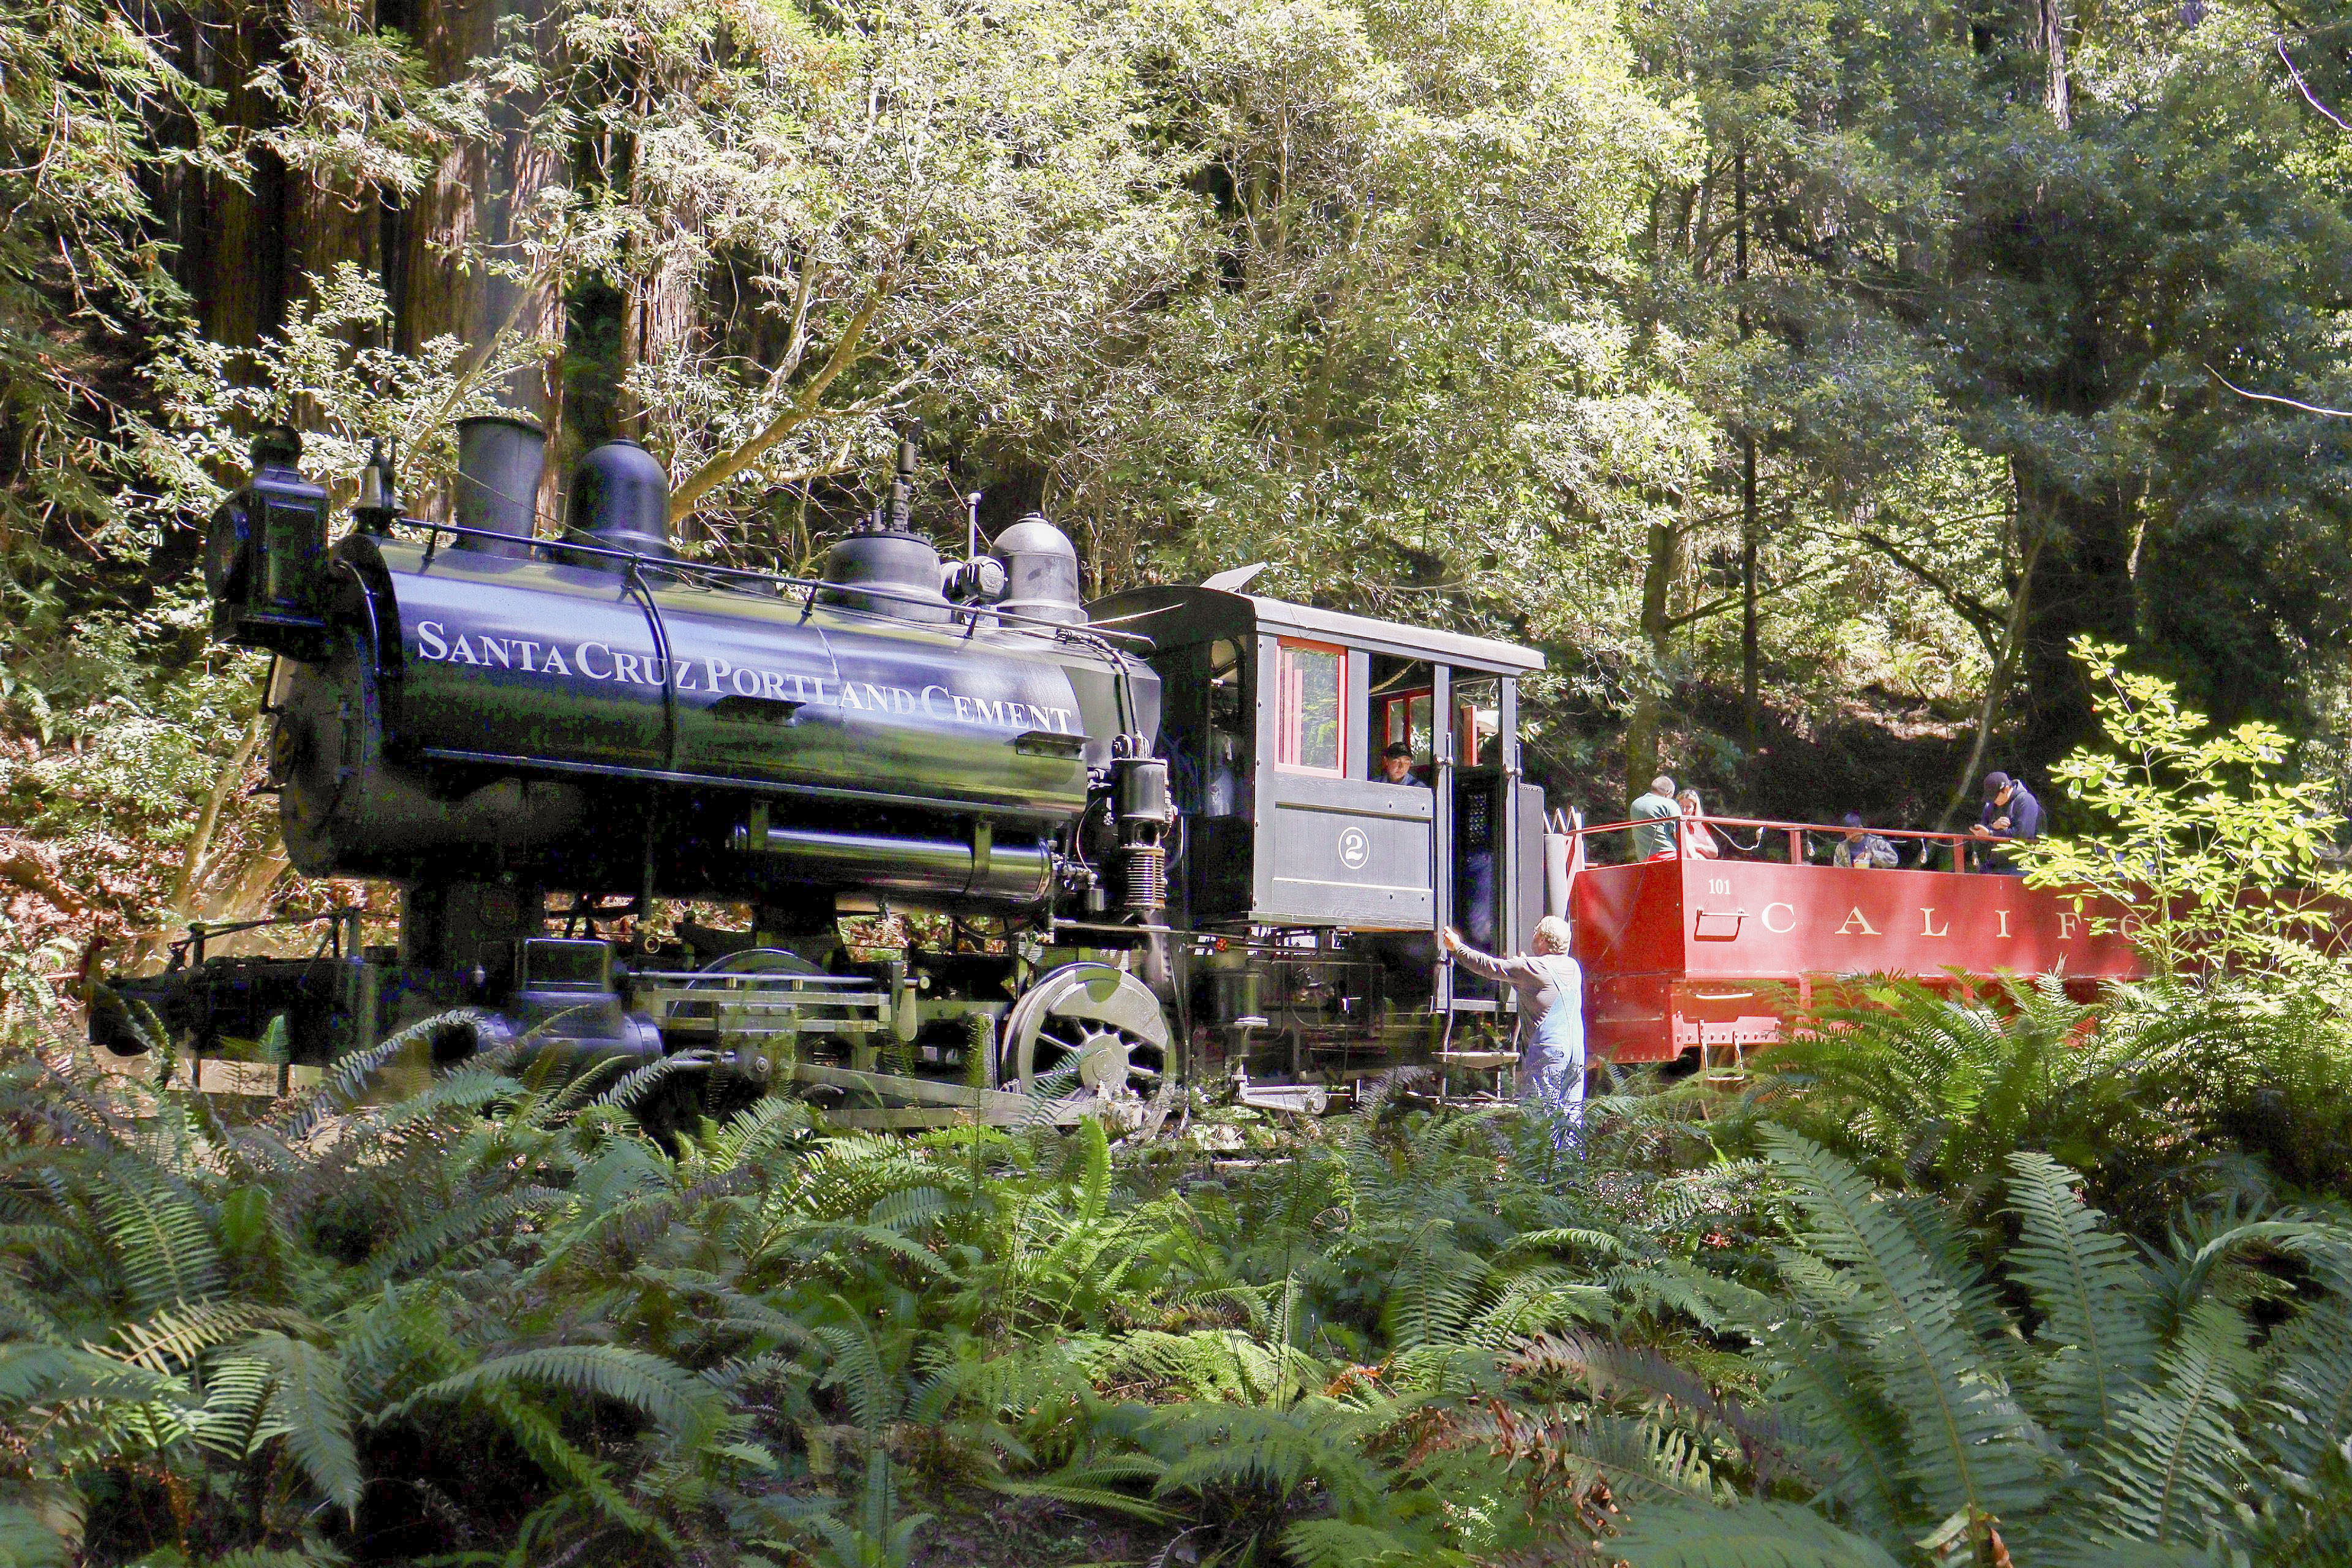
96;419;1555;1125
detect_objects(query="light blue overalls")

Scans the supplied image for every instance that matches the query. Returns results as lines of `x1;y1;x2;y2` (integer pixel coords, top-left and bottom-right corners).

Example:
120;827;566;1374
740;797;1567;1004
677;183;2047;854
1519;953;1587;1130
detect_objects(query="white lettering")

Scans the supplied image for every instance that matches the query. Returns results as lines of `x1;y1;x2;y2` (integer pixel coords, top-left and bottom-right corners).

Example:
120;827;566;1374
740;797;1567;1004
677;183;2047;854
839;683;865;710
541;644;570;676
1761;902;1795;933
1837;907;1880;937
954;695;974;721
514;639;540;671
450;637;480;665
417;620;450;660
861;682;890;710
731;668;761;697
892;687;916;714
674;662;696;692
706;658;731;692
480;637;513;669
2058;911;2079;940
1921;908;1948;938
616;652;643;684
1996;909;2011;938
760;670;790;700
921;684;949;717
576;641;612;679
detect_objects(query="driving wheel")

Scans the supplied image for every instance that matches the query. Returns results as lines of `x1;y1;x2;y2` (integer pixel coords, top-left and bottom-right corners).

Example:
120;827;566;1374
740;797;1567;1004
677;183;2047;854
1001;963;1173;1125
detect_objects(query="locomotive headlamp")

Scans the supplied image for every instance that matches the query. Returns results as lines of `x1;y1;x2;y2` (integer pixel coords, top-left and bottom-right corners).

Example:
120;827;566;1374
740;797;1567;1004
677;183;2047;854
204;426;330;658
944;554;1008;603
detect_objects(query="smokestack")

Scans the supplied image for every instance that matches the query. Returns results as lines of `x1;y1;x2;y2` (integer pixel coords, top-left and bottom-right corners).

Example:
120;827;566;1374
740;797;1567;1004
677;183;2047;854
453;415;545;557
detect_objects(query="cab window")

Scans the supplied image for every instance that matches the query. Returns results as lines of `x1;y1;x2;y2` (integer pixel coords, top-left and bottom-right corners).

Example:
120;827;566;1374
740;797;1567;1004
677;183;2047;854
1371;656;1433;784
1274;639;1345;775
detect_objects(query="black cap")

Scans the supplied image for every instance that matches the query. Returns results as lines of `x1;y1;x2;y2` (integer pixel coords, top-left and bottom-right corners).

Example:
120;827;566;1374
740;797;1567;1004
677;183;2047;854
1842;812;1864;828
1381;742;1415;760
1983;771;2011;798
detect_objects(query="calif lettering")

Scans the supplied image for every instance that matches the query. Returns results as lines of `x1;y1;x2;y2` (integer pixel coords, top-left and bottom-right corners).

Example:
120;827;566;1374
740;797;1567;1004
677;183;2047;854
410;621;1079;734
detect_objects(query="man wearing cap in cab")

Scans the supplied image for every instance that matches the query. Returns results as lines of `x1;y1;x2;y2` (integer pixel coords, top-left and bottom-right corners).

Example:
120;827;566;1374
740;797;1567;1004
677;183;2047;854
1379;741;1424;785
1969;771;2041;873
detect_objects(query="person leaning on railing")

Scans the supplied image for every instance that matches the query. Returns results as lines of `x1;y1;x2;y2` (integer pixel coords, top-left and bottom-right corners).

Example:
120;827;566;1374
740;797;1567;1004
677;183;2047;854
1442;916;1586;1136
1834;812;1900;869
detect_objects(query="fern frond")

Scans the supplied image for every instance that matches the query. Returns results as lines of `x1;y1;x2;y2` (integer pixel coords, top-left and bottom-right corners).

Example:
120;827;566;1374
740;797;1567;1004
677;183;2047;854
1611;1499;1907;1568
94;1176;219;1311
1760;1127;2049;1525
386;1343;727;1447
1280;1517;1448;1568
2081;1300;2258;1547
244;1332;363;1517
473;1382;673;1545
2006;1152;2157;1442
0;1341;186;1407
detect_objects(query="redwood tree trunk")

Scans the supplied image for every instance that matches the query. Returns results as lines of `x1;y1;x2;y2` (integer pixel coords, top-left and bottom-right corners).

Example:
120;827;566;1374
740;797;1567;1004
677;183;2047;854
204;8;291;356
401;0;566;520
2013;461;2134;774
1623;519;1683;801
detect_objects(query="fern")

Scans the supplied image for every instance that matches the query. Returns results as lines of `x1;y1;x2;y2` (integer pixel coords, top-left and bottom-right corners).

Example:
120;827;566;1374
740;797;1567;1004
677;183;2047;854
94;1172;219;1311
2079;1300;2258;1547
386;1343;728;1447
2006;1151;2157;1442
244;1332;363;1517
1759;1127;2052;1525
1611;1499;1907;1568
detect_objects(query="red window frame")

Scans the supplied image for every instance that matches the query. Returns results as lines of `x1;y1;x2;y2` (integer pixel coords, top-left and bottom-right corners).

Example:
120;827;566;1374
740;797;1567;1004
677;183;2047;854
1273;638;1348;776
1376;687;1434;758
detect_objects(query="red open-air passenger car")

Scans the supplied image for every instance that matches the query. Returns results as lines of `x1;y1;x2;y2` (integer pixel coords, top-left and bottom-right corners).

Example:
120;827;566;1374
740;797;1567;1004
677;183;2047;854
1553;815;2143;1069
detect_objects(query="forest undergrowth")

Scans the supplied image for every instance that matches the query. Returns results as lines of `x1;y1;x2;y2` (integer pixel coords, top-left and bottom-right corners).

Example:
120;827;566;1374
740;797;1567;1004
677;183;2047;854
7;965;2352;1568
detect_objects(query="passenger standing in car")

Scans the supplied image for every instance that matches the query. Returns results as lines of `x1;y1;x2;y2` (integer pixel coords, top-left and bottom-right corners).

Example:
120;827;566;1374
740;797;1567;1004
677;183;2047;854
1629;775;1681;859
1676;789;1722;859
1444;916;1586;1137
1970;771;2041;873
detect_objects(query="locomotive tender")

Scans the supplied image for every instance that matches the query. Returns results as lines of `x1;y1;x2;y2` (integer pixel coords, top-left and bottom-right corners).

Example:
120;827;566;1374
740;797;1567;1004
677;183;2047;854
98;420;1553;1124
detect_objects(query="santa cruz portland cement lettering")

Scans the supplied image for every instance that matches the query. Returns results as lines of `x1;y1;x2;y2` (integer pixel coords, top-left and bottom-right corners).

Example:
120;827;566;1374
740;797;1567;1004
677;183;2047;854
410;621;1079;734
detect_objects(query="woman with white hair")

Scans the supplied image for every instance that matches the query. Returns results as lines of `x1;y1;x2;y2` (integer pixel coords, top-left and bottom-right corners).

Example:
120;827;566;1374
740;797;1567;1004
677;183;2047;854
1442;914;1587;1131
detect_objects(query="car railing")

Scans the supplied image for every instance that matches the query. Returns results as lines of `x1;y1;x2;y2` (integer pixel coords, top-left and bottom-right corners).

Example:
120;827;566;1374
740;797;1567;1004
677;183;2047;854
1559;812;1997;873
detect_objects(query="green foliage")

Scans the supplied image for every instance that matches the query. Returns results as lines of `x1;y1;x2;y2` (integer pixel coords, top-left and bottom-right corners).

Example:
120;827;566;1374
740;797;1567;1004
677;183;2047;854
1758;971;2352;1228
2021;639;2352;981
1616;1137;2352;1568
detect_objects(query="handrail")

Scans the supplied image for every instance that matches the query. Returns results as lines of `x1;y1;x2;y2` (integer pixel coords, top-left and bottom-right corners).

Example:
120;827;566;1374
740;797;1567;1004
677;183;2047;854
364;516;1158;646
1562;812;1993;872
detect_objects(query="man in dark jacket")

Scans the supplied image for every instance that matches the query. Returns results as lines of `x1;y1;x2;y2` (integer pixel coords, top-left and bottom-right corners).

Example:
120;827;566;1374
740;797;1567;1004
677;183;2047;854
1969;771;2041;872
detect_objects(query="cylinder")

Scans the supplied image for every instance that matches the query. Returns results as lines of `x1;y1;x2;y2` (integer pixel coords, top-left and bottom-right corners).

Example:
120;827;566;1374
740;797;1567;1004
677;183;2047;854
454;415;546;557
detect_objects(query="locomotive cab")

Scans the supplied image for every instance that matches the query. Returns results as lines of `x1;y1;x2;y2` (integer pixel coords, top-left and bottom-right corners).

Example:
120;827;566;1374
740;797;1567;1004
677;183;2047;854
1090;585;1548;1098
